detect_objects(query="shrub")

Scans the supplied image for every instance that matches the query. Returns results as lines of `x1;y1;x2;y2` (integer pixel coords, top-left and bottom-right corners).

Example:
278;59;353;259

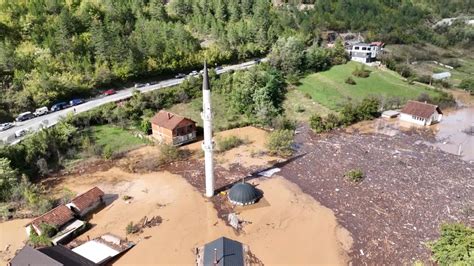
271;116;296;130
459;78;474;93
157;144;187;165
102;146;113;160
217;136;245;152
126;221;139;234
352;66;371;78
429;223;474;265
122;195;132;201
309;115;325;133
345;77;356;85
345;169;364;182
266;129;294;157
416;75;432;84
140;119;152;134
304;92;312;99
59;188;75;205
295;105;305;113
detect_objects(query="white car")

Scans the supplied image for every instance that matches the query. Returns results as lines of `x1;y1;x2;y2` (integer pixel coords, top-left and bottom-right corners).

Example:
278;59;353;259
15;129;28;138
33;106;49;116
0;123;14;131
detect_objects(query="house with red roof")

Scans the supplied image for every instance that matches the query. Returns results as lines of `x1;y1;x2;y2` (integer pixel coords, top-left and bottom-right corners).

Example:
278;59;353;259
400;100;443;126
66;187;105;218
25;205;75;237
150;110;197;145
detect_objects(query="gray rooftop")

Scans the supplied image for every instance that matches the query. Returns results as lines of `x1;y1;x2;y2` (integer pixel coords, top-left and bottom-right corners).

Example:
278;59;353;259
228;182;260;205
203;237;244;266
10;246;62;266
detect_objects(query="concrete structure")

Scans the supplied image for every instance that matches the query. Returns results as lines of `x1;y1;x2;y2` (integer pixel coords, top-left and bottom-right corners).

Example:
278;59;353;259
10;245;97;266
51;220;86;245
66;187;105;218
228;182;260;206
72;234;134;265
196;237;251;266
150;110;197;146
400;101;443;126
381;110;400;119
201;62;215;198
349;42;384;63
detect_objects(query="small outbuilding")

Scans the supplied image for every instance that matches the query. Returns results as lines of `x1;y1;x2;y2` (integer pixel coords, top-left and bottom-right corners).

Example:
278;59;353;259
431;72;451;81
25;205;75;237
400;100;443;126
150;110;197;146
72;234;135;265
66;187;105;218
228;182;260;206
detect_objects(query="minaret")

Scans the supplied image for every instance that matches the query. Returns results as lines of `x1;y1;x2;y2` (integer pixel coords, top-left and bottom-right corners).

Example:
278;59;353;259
201;62;215;197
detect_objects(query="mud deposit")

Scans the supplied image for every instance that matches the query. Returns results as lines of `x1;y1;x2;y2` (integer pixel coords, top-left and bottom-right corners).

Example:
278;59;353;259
279;126;473;264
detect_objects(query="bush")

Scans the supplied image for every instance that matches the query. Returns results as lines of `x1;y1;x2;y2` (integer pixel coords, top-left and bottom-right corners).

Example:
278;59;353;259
345;77;356;85
352;66;371;78
345;169;364;182
126;221;139;234
29;223;57;247
266;130;294;157
304;93;312;99
122;195;133;201
102;146;113;160
217;136;245;152
416;75;432;84
271;116;296;131
459;78;474;92
295;105;305;113
140;119;152;134
158;144;187;165
429;223;474;265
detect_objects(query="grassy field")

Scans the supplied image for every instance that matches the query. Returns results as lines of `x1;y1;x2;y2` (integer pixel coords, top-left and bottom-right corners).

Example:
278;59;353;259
89;125;146;153
283;89;332;121
298;61;439;110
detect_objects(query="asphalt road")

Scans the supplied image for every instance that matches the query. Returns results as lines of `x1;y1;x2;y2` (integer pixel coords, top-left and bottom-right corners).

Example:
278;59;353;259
0;58;266;145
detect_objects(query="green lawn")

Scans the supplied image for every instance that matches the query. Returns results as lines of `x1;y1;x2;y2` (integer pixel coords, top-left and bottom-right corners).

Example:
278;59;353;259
298;61;439;110
283;89;332;121
89;125;146;153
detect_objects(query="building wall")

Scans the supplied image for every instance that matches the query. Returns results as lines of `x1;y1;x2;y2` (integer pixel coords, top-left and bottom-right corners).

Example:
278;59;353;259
151;124;173;144
400;113;429;126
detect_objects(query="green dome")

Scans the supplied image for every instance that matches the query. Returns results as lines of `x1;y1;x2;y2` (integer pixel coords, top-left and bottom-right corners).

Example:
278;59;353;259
228;182;259;206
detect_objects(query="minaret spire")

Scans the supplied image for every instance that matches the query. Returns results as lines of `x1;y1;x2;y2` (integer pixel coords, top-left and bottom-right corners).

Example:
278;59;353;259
202;61;215;197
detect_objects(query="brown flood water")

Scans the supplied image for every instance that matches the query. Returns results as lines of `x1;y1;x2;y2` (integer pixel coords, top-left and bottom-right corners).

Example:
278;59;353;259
433;107;474;161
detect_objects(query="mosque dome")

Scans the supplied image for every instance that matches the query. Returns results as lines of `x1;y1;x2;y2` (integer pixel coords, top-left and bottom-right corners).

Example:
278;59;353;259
228;182;260;206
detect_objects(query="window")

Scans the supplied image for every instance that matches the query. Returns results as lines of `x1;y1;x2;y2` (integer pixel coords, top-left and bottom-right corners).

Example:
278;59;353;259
362;47;367;50
354;46;359;50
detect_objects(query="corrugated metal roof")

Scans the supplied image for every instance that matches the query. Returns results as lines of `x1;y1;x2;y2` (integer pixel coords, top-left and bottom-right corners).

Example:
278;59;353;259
203;237;244;266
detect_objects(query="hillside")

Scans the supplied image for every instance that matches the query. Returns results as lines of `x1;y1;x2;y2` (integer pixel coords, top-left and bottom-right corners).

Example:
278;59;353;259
298;61;438;110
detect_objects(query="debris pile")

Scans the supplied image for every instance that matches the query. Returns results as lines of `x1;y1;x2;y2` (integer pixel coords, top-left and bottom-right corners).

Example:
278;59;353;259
138;215;163;229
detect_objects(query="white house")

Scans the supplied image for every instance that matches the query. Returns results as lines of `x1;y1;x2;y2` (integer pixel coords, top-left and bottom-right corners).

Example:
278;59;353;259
349;42;384;63
399;101;443;126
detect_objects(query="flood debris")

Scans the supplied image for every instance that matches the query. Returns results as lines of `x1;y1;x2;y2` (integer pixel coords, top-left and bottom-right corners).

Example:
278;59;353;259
279;125;473;265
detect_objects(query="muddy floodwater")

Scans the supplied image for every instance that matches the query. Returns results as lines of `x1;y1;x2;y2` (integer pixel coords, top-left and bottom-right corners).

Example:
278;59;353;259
434;107;474;161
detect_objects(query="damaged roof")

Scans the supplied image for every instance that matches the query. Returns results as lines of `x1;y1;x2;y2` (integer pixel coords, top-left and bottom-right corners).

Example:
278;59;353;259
401;100;442;119
26;205;74;229
70;187;104;211
150;110;195;130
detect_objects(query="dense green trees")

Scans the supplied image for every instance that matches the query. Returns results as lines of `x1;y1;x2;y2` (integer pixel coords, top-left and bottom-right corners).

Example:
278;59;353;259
0;0;470;120
429;223;474;265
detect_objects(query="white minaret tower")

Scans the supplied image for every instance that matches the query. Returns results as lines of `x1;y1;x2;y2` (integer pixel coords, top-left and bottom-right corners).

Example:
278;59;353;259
201;62;215;197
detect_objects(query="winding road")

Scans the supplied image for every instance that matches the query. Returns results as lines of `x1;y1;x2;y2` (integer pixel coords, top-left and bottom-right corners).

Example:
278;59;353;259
0;58;267;145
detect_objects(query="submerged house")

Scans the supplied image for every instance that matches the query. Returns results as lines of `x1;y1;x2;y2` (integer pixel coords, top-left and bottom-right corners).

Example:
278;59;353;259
150;110;197;146
399;100;443;126
66;187;105;218
196;237;253;266
24;205;86;245
10;245;97;266
72;234;135;265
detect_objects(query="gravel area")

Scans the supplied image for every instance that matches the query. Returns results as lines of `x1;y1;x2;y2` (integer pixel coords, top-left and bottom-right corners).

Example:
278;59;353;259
279;126;473;264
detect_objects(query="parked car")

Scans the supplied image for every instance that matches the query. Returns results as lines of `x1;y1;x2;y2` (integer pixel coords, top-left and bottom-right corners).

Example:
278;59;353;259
174;73;186;79
103;89;116;96
215;66;223;71
0;123;13;131
254;58;261;64
33;107;49;116
15;112;35;122
134;83;145;88
189;70;198;76
69;99;84;106
15;129;27;138
50;102;68;112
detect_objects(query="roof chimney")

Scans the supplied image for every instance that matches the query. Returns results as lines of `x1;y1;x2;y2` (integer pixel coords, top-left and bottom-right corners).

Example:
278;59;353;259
167;112;172;119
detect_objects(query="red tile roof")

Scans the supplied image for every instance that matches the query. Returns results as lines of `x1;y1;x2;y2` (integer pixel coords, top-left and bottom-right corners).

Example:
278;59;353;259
150;110;195;130
27;205;74;228
401;101;442;119
71;187;105;211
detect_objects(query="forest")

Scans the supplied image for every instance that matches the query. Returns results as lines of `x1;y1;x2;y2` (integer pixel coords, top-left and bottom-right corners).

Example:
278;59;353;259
0;0;472;121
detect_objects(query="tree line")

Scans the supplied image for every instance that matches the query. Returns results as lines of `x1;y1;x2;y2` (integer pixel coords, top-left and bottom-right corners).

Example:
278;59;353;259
1;0;471;121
